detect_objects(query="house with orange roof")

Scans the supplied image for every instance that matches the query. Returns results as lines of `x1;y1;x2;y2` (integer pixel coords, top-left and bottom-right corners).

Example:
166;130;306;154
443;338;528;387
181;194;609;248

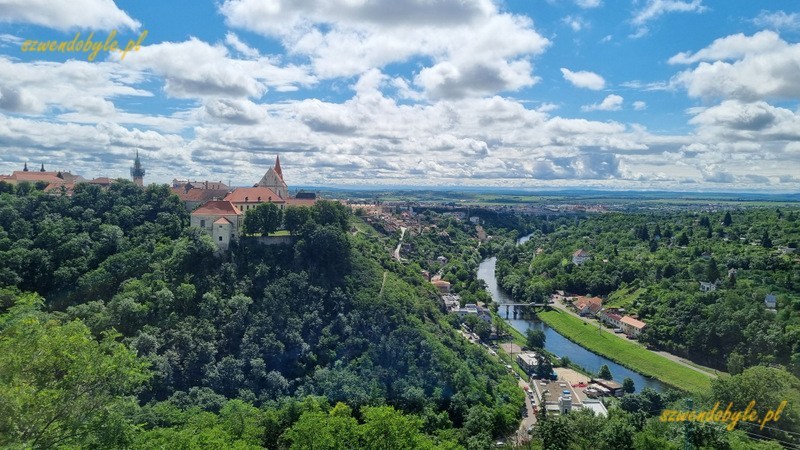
619;316;647;338
572;296;603;317
190;200;242;251
224;186;286;213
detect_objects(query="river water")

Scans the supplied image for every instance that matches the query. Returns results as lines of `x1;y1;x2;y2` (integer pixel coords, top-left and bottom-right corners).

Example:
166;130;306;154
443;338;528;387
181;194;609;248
478;235;666;392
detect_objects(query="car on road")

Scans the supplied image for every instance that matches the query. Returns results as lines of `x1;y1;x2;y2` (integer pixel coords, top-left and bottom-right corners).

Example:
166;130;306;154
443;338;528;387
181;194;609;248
613;328;623;333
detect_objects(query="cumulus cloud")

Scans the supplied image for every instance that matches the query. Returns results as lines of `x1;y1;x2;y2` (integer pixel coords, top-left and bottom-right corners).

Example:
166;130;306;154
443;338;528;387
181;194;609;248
689;100;800;141
0;0;139;31
671;31;800;101
201;98;266;125
220;0;549;98
582;94;623;111
633;101;647;110
0;56;150;118
561;68;605;90
700;165;735;183
121;38;316;98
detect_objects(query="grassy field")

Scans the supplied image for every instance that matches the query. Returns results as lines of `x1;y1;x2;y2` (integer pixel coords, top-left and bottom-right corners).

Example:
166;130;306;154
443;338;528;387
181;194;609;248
538;309;713;393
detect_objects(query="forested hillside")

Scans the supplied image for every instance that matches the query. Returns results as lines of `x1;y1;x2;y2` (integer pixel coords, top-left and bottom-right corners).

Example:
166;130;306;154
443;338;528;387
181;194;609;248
495;209;800;375
0;181;522;448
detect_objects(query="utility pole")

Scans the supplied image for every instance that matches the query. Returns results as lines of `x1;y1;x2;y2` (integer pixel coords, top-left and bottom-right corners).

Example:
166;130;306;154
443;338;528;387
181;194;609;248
683;398;694;450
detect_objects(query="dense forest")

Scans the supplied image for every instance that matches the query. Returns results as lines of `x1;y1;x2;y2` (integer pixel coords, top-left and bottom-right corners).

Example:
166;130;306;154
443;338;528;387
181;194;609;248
0;181;522;448
495;209;800;375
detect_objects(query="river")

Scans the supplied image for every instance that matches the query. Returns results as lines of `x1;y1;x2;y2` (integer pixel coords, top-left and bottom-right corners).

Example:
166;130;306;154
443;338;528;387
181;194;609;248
478;234;666;392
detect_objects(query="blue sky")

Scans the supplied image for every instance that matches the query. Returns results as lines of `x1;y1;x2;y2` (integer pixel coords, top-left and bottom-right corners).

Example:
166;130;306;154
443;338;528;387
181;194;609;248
0;0;799;191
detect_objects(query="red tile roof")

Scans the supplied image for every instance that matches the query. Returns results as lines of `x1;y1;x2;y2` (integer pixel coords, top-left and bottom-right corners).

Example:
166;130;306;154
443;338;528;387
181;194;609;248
620;316;647;330
285;198;317;207
573;249;590;257
573;296;603;313
191;200;240;216
213;217;232;225
224;187;284;203
172;187;229;202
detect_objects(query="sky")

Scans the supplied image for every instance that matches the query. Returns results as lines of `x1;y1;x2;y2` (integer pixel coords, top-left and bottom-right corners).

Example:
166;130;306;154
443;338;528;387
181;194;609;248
0;0;799;191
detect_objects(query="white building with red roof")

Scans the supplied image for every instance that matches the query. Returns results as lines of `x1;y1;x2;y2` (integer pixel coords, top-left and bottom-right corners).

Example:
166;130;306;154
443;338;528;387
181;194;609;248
224;186;285;213
190;200;242;251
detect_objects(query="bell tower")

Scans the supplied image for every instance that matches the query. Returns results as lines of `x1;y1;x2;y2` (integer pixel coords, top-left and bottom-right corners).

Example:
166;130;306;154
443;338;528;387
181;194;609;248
130;150;145;187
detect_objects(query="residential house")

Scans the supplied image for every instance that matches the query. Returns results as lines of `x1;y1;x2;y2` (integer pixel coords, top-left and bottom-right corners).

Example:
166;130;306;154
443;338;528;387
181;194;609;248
190;200;242;251
431;279;451;294
619;316;647;338
699;281;716;292
572;296;603;317
591;379;624;397
572;249;591;265
516;352;539;375
765;294;777;310
598;308;623;328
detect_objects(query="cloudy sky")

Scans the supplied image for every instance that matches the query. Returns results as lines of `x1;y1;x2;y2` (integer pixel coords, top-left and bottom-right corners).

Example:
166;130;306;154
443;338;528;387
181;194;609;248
0;0;799;191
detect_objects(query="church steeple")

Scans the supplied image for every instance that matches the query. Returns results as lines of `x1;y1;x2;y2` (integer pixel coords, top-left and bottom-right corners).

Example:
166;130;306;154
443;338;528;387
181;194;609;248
130;150;145;187
22;162;28;172
274;155;283;180
40;163;45;172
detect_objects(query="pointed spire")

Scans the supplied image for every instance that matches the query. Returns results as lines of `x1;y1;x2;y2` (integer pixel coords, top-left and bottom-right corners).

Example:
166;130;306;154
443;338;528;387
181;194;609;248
23;162;28;172
40;163;45;172
274;155;283;180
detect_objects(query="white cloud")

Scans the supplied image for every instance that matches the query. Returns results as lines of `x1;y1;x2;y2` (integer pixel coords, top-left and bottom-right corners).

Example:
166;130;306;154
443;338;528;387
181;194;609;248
0;0;139;31
121;38;316;99
689;100;800;141
224;32;260;59
700;165;735;183
582;94;623;111
753;10;800;31
671;32;800;101
220;0;549;98
633;101;647;110
561;68;605;90
632;0;706;26
668;31;785;65
563;16;587;32
575;0;602;8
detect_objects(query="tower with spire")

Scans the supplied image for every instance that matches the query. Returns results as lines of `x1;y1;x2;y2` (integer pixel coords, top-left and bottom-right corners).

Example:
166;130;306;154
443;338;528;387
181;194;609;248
130;150;145;187
256;155;288;198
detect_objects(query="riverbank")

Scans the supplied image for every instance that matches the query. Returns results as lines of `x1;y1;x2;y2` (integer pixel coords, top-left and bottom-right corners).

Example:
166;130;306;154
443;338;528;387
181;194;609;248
537;309;712;393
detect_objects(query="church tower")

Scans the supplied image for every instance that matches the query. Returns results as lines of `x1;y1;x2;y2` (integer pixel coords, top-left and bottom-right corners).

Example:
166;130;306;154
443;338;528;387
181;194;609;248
130;150;145;187
257;155;288;198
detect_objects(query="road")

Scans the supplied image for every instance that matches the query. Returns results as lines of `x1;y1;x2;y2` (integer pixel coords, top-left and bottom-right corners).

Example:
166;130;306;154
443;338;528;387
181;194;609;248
549;297;718;378
392;226;407;261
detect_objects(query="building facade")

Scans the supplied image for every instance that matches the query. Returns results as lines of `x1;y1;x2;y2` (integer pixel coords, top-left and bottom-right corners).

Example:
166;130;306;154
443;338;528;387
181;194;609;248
190;200;242;251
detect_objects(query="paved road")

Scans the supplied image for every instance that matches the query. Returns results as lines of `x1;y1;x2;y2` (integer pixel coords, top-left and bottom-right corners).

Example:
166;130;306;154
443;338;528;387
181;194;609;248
392;227;407;261
550;297;718;378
